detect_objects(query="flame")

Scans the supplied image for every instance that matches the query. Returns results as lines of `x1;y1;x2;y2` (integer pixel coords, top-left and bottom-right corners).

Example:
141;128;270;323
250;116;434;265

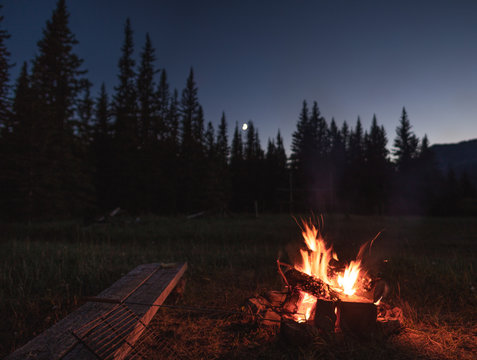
295;219;334;284
292;219;367;321
294;291;317;323
337;260;361;296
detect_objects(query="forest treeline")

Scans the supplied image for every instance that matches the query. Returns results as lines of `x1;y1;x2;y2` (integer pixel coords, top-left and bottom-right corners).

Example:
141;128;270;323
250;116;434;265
0;1;475;220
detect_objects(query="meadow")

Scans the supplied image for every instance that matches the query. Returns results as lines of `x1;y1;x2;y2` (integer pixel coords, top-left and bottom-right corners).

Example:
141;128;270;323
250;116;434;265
1;214;476;359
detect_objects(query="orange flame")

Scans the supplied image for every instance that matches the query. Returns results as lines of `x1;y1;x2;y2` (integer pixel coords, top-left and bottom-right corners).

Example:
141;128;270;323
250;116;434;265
292;219;368;322
295;291;317;323
337;260;361;296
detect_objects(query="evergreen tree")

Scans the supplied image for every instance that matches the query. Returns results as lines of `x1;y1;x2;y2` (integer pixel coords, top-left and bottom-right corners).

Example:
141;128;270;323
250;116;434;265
205;121;215;158
194;105;205;150
230;122;245;210
0;4;11;132
393;107;419;171
245;121;256;161
264;130;288;211
112;18;139;210
391;108;421;213
310;101;329;160
28;0;90;217
114;18;138;147
92;83;113;210
166;88;179;150
156;69;170;141
76;82;94;145
328;118;345;211
275;130;287;171
1;63;33;217
340;121;350;151
136;33;156;145
231;122;243;166
363;115;390;213
344;117;365;213
178;68;206;211
290;100;310;173
180;68;200;155
216;112;229;166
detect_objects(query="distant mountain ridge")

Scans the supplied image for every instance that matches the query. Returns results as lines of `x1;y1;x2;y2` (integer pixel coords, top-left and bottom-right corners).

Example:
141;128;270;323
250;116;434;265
430;139;477;181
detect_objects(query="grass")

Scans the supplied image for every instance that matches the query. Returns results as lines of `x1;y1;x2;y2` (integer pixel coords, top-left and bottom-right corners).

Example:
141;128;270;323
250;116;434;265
0;214;476;359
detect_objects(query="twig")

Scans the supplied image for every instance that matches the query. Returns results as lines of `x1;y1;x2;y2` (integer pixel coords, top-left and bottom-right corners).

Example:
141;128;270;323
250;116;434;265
277;259;291;287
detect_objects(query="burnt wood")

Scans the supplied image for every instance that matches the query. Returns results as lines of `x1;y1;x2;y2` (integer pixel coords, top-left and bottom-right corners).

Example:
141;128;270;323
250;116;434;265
337;301;377;339
284;268;338;300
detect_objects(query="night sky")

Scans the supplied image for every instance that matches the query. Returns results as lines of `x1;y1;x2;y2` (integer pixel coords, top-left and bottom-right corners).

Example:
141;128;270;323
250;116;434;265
4;0;477;152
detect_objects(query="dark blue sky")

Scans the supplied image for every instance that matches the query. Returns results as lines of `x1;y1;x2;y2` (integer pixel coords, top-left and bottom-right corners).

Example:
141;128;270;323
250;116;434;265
4;0;477;152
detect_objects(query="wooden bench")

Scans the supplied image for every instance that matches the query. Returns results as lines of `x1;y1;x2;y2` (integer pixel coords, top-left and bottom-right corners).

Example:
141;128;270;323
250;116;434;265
6;262;187;360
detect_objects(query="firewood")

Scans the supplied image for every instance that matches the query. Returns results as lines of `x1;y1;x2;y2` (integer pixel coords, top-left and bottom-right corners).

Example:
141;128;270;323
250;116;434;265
263;290;287;307
337;301;378;339
280;317;320;347
284;268;338;300
313;299;337;333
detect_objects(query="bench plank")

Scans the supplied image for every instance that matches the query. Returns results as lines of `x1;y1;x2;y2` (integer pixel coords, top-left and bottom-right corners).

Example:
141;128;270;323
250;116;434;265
6;262;187;360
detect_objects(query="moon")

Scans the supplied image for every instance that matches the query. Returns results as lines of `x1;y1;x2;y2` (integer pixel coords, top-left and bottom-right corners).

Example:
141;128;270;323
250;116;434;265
242;123;248;131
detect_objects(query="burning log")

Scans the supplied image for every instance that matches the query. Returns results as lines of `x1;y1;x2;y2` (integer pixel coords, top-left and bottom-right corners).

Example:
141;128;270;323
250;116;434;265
283;268;339;300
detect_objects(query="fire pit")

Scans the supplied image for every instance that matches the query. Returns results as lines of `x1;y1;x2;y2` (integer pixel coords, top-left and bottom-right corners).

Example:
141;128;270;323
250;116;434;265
246;219;403;345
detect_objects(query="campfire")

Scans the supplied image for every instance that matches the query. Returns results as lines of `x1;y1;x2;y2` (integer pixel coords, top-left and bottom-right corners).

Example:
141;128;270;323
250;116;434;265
246;218;403;345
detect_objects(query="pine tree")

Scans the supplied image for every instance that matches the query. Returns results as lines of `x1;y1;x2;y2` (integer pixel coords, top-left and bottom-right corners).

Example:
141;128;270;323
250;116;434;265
112;18;139;210
1;63;32;217
275;130;287;171
291;100;310;172
156;69;170;141
0;4;11;133
178;68;206;211
344;117;365;213
264;130;288;211
114;18;138;148
363;115;390;213
194;105;205;150
166;88;179;150
136;33;156;145
310;101;329;160
216;112;229;166
231;122;243;166
390;108;421;214
393;107;419;171
92;83;113;210
205;121;215;158
230;122;244;210
328;118;345;211
341;121;350;152
180;68;200;156
29;0;90;217
245;120;256;161
76;82;94;145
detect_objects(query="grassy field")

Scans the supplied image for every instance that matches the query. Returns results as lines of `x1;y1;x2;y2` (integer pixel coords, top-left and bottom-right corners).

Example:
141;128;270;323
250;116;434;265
1;214;476;359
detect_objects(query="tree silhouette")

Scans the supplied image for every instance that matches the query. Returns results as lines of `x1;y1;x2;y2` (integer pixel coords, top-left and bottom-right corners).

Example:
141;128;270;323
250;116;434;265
28;0;90;217
137;33;156;146
1;63;33;218
0;4;11;129
393;107;419;172
112;18;139;210
363;115;390;213
92;83;113;210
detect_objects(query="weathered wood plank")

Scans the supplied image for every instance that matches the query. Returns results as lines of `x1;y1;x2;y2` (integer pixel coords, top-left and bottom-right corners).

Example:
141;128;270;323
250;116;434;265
6;262;187;360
